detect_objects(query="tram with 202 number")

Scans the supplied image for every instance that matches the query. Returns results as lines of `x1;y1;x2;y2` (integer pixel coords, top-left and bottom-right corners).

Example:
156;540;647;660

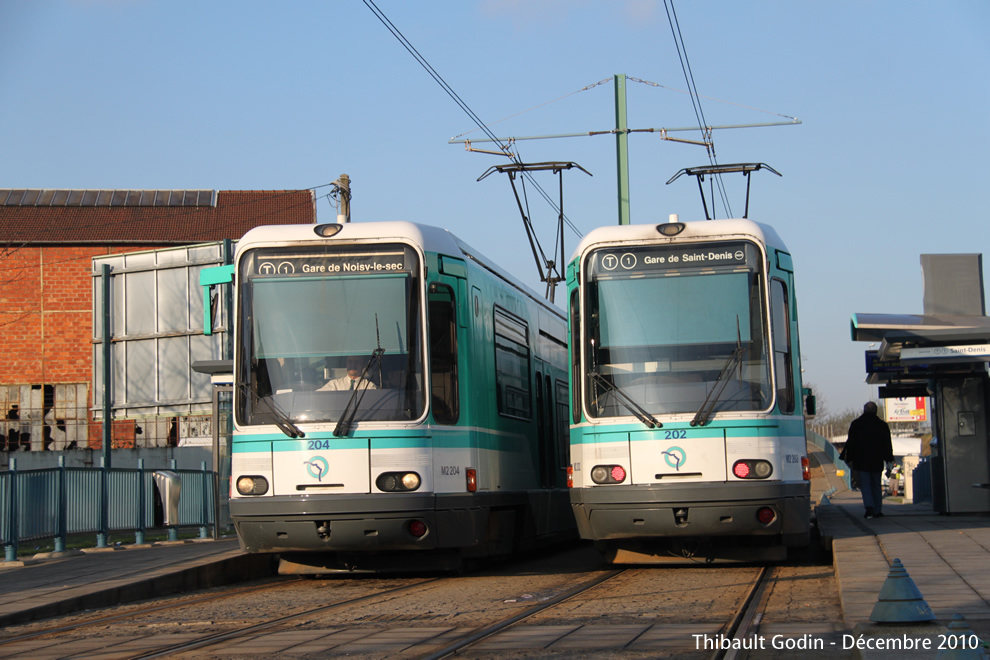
205;221;573;573
566;218;812;563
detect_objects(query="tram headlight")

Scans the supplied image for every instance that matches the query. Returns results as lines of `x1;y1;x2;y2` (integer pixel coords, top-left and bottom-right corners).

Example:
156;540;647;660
754;461;773;478
656;222;686;237
313;223;343;237
732;460;773;480
235;475;269;496
376;471;422;492
591;464;627;484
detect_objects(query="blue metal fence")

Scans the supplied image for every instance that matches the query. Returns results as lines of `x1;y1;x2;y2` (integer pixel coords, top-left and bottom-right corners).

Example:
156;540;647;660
1;456;216;561
807;430;853;490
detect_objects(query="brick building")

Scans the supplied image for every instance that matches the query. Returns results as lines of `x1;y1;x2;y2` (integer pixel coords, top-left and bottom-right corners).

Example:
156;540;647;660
0;189;316;450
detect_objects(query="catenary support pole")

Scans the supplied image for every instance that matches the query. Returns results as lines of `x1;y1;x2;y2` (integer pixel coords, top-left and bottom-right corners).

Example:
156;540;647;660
614;73;630;225
98;264;112;548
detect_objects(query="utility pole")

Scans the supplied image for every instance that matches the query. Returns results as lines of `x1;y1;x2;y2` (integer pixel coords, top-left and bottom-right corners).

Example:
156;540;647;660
614;74;631;225
449;75;799;227
335;174;351;223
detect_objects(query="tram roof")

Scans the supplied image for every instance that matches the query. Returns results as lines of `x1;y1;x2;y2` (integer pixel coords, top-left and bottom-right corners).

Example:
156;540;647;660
237;221;463;254
569;218;787;263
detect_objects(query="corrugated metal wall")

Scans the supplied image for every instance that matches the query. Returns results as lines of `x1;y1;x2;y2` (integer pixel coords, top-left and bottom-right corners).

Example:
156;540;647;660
91;243;227;420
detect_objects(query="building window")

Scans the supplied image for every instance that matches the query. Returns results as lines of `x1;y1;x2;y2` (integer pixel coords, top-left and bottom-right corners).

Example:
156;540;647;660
1;383;89;451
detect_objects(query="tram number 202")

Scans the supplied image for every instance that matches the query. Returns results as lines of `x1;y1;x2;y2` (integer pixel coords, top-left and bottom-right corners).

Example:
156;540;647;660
663;430;687;440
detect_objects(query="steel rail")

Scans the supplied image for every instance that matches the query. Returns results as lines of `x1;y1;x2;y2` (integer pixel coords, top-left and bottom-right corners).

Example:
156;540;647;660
712;565;774;660
131;577;445;659
419;568;626;660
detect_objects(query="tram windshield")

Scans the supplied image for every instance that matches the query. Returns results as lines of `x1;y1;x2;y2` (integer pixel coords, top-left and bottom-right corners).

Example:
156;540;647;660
583;241;772;418
236;243;425;428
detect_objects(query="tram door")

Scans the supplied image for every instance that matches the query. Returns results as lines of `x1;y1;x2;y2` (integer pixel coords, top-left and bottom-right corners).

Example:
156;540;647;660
535;361;556;488
428;283;459;425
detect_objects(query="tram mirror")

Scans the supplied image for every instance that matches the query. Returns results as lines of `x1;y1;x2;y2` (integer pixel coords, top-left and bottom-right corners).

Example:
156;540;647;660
199;264;234;336
805;394;817;417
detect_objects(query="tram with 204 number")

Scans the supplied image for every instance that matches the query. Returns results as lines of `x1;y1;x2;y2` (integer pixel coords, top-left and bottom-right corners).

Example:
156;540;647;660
206;221;573;573
566;218;812;563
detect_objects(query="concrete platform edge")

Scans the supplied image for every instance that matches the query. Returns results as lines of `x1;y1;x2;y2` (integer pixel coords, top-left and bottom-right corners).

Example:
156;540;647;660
0;550;278;628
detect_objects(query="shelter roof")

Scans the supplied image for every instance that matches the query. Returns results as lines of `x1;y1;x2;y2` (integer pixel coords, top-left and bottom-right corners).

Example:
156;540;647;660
850;313;990;344
851;312;990;388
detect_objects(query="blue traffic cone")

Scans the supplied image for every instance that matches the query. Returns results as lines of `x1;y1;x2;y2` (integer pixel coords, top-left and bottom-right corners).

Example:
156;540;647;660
869;558;936;623
934;614;988;659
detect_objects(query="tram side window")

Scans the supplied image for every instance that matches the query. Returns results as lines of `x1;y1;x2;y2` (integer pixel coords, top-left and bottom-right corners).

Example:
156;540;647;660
494;307;531;419
429;283;459;424
771;279;795;414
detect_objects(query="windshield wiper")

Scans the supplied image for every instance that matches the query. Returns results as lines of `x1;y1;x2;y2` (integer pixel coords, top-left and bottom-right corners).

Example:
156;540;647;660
589;371;661;429
239;382;304;438
333;348;385;437
691;317;746;427
690;345;744;427
334;315;386;438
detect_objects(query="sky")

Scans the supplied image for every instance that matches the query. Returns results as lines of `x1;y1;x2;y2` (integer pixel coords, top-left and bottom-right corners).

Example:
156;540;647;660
2;0;989;417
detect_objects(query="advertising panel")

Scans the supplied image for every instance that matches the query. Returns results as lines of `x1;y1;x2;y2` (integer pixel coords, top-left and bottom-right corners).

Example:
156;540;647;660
885;397;928;423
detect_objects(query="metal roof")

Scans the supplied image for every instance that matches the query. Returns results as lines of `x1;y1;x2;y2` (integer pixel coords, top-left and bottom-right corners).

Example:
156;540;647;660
0;190;316;244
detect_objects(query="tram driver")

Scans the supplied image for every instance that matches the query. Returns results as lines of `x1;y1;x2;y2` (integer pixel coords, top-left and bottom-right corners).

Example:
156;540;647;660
318;356;378;391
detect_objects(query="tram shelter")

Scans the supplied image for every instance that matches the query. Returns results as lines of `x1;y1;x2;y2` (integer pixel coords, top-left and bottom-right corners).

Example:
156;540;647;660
850;254;990;514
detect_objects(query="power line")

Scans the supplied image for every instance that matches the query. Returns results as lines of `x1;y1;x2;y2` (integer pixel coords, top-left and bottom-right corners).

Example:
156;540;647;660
664;0;732;218
362;0;582;239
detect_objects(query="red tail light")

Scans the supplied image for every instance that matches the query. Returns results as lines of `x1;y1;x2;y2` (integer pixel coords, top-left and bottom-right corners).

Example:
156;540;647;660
567;465;573;488
408;520;428;537
466;468;477;492
757;507;776;524
801;456;810;481
732;460;772;479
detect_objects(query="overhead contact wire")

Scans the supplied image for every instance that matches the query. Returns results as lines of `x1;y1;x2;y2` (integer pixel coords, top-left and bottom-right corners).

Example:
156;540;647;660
665;0;732;218
363;0;582;240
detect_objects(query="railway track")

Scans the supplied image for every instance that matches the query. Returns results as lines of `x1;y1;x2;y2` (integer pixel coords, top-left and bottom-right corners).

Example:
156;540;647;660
419;568;625;659
0;556;839;659
0;577;308;647
710;565;772;660
134;577;448;659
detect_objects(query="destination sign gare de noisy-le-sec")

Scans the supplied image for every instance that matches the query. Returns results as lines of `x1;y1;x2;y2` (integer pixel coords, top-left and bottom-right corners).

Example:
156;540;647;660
252;247;412;276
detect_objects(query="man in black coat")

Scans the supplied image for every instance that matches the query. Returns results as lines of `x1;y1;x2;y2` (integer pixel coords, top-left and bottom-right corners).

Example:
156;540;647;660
842;401;894;518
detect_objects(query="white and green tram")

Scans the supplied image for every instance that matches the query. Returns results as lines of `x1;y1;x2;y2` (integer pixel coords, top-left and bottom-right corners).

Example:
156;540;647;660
210;221;573;573
566;218;812;563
